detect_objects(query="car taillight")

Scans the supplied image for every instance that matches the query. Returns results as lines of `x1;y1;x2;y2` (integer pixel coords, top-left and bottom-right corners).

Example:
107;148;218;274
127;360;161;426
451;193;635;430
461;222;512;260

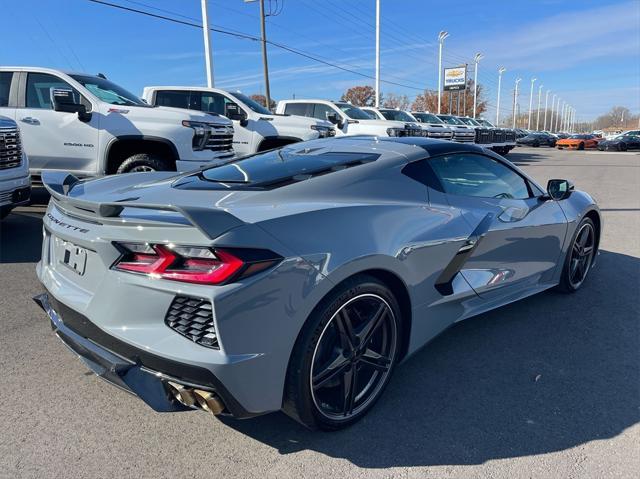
112;243;280;285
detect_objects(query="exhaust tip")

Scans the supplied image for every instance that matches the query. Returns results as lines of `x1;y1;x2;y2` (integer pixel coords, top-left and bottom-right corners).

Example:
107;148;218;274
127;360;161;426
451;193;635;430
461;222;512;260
193;389;225;415
166;381;196;407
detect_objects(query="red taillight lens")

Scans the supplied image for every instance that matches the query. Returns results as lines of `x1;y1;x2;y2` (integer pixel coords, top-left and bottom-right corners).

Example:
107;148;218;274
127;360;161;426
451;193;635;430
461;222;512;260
113;243;246;285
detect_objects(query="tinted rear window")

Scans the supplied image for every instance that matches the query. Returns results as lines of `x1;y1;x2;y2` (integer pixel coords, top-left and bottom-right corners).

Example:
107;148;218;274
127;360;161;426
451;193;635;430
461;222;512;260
180;149;380;189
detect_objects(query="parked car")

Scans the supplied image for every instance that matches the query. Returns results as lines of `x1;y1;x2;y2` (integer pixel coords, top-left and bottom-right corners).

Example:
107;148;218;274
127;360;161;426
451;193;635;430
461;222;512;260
142;87;334;156
516;132;557;147
276;99;423;138
475;118;517;155
0;67;234;177
454;116;494;149
360;107;453;140
0;116;31;219
433;114;477;143
35;136;601;430
555;132;571;140
514;129;529;140
410;111;459;141
556;134;599;150
597;132;640;151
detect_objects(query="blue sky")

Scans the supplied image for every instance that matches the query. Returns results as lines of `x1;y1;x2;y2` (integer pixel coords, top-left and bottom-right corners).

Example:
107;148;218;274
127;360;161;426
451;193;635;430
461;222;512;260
2;0;639;121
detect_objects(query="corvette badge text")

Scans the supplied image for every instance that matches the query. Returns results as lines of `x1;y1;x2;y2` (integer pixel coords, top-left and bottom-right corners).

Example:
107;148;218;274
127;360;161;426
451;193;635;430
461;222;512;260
46;213;90;234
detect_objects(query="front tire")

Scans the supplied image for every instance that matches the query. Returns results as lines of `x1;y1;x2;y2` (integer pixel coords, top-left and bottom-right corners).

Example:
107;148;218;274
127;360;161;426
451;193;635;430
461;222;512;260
284;275;401;430
556;217;596;293
116;153;173;174
619;143;627;152
578;142;585;150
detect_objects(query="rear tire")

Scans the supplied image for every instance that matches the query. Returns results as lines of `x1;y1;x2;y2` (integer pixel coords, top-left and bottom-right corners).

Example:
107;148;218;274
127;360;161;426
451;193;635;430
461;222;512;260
116;153;173;174
283;275;401;430
578;142;585;150
556;217;596;293
532;141;540;147
619;143;627;152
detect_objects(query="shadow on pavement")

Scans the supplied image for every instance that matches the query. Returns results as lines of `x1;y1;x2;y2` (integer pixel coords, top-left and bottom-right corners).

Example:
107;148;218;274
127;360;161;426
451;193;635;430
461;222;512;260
506;149;551;165
0;211;44;263
220;249;639;468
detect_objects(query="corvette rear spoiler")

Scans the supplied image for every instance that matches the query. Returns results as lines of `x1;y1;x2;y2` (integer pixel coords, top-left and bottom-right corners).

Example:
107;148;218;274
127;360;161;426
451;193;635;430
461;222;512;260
41;171;245;239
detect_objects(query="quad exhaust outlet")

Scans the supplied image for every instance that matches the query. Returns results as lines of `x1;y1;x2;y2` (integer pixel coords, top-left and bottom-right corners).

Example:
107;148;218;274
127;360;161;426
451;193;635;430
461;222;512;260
167;381;224;415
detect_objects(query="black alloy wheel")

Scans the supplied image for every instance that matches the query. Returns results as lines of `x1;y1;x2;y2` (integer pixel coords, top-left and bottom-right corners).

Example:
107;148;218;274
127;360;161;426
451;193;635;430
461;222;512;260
557;217;597;293
578;142;585;150
619;143;627;152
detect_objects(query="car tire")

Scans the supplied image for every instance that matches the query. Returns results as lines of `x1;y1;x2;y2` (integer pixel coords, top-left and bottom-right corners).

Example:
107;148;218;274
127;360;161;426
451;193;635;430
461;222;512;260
578;142;585;150
556;217;597;293
116;153;173;174
283;275;402;430
619;143;627;152
532;141;540;147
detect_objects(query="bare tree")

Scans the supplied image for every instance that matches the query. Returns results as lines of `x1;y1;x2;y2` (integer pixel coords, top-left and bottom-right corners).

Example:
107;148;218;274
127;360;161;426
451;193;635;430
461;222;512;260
382;93;410;110
411;80;488;117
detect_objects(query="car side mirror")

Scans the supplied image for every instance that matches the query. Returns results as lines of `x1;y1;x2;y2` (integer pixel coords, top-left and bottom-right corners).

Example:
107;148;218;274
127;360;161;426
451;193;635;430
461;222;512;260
546;179;574;201
50;88;91;122
326;112;343;129
225;102;248;126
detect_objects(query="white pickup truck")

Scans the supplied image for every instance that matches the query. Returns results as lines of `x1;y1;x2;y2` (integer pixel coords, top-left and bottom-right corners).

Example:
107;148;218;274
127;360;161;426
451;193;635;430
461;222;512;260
0;67;234;176
361;107;453;140
276;99;424;138
142;87;335;156
0;115;30;220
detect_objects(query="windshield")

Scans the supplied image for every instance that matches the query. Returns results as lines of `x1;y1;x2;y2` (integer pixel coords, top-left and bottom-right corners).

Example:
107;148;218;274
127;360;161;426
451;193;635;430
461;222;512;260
477;119;495;127
438;115;464;125
380;109;415;122
458;117;481;126
334;102;372;120
412;112;444;124
70;75;147;106
361;109;379;119
569;134;592;139
232;92;271;115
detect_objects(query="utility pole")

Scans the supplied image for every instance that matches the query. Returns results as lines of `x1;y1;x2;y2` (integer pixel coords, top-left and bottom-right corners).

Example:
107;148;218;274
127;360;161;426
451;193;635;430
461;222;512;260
527;78;536;129
543;90;550;131
437;31;449;114
512;78;521;129
375;0;380;107
258;0;272;110
496;67;505;125
201;0;214;87
536;84;543;130
472;53;482;118
550;94;557;132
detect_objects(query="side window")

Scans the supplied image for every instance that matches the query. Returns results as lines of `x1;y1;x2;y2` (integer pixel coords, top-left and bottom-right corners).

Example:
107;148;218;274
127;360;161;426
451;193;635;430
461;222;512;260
154;90;191;109
428;153;531;199
200;92;232;115
312;103;338;121
26;73;80;109
284;103;310;117
0;72;12;107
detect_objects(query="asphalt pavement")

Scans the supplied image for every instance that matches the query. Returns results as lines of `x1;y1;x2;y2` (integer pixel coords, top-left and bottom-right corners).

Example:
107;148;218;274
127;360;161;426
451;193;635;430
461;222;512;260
0;147;638;479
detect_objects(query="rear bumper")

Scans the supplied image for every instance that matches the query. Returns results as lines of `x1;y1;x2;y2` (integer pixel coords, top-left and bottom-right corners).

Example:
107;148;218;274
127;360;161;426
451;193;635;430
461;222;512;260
33;291;256;418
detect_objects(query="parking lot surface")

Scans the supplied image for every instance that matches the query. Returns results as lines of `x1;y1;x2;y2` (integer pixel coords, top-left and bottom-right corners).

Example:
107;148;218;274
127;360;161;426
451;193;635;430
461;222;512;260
0;148;638;479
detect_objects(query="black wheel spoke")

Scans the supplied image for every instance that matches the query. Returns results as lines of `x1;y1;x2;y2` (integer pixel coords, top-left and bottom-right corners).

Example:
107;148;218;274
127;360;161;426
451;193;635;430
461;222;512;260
312;355;350;390
359;349;391;372
335;309;357;353
358;303;387;347
342;366;357;416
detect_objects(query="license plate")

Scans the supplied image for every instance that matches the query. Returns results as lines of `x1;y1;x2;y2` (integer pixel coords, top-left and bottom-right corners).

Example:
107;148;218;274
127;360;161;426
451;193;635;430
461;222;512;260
59;241;87;276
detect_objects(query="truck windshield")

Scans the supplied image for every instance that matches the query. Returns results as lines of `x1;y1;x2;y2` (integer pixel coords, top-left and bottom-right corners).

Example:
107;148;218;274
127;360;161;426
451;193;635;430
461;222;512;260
232;92;271;115
438;115;465;125
380;110;415;122
70;75;148;107
477;119;495;127
412;112;444;124
458;117;481;126
334;103;373;120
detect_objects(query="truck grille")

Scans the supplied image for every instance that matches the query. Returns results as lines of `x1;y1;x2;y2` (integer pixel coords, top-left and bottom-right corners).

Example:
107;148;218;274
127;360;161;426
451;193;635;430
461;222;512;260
0;127;22;170
165;296;219;349
453;130;475;142
505;130;516;142
205;126;234;153
475;128;493;144
492;129;506;143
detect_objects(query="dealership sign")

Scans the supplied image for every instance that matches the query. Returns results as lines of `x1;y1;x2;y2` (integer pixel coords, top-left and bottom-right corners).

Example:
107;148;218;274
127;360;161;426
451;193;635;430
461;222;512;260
444;66;467;91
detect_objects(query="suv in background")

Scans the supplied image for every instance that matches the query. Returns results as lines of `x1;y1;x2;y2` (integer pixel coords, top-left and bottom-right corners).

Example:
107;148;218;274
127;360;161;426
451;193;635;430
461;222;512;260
142;87;334;156
276;99;423;138
476;118;517;155
0;116;31;220
360;107;453;140
0;67;234;177
429;114;476;143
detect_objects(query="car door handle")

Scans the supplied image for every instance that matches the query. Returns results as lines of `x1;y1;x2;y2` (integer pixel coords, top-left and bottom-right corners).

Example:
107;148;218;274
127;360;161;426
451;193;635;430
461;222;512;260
20;117;40;125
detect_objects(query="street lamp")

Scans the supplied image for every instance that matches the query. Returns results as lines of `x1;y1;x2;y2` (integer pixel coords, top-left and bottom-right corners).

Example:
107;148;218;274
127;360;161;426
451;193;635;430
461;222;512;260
543;90;550;131
550;94;557;132
437;31;449;114
527;77;537;129
496;67;506;125
536;84;543;130
512;78;521;129
472;53;483;118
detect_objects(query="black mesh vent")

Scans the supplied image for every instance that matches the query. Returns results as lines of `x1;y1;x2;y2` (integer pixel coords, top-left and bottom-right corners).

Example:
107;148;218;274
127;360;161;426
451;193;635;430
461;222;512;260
165;296;219;349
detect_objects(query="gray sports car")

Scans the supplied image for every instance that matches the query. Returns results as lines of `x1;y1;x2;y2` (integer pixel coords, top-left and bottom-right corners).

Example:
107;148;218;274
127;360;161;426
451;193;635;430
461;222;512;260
34;137;601;430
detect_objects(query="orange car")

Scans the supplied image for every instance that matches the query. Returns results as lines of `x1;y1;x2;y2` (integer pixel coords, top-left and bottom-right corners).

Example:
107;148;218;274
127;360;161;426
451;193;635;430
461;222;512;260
556;134;600;150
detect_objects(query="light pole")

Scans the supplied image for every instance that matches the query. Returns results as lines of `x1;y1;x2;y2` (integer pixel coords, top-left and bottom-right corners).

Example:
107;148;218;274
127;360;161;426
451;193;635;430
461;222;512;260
557;100;564;132
375;0;380;107
543;90;550;131
550;94;557;132
536;84;543;130
496;66;506;125
437;31;449;114
512;78;521;129
200;0;214;87
472;53;483;118
527;77;537;129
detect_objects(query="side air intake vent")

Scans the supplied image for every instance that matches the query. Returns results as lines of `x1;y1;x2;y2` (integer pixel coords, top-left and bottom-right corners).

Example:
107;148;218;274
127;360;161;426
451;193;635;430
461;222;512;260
165;296;219;349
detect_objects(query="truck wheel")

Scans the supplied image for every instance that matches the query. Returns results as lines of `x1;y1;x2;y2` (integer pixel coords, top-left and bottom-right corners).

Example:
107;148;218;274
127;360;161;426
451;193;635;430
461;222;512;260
116;153;173;174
